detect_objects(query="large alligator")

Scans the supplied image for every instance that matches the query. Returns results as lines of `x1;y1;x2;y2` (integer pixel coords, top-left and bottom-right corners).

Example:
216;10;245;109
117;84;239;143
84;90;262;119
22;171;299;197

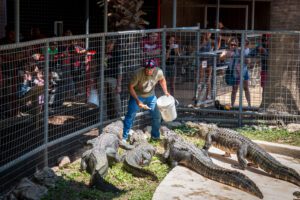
128;129;148;145
102;120;124;138
123;142;158;181
186;121;300;187
80;148;121;192
161;126;263;199
87;121;134;164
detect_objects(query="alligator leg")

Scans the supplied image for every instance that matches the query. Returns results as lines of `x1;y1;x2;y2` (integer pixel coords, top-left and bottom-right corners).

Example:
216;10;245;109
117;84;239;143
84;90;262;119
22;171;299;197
163;142;171;159
80;149;92;172
233;144;248;170
203;133;213;151
247;163;259;168
106;147;121;162
119;140;135;150
141;152;153;166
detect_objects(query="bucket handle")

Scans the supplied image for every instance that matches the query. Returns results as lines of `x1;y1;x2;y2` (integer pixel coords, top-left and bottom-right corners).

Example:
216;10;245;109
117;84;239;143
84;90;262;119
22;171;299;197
174;98;179;107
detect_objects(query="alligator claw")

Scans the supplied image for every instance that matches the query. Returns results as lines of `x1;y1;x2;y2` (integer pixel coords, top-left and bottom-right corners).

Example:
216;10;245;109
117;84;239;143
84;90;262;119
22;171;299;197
222;152;231;157
247;163;259;168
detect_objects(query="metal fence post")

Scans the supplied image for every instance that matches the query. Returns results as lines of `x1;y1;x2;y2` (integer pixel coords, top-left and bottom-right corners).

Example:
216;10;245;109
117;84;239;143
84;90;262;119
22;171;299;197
239;32;246;126
162;25;167;73
212;48;217;101
43;41;50;167
194;23;201;103
99;34;105;134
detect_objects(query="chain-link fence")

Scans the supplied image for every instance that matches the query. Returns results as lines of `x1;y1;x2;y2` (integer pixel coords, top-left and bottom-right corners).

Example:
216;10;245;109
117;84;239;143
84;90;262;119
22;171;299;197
1;27;300;193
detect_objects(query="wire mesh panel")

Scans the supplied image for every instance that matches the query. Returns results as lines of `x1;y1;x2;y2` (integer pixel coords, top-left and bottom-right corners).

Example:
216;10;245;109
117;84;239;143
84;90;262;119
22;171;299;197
159;28;198;106
0;41;47;166
1;28;300;194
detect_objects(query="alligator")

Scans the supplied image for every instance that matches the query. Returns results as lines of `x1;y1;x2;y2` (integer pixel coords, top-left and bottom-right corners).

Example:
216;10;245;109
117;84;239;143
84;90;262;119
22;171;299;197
80;148;121;192
33;167;58;188
186;121;300;187
9;178;48;200
102;120;124;138
161;126;263;199
87;128;134;164
123;142;158;181
128;129;148;145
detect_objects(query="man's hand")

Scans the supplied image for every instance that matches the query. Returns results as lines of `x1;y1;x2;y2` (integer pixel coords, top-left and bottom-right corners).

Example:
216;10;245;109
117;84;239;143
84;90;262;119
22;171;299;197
138;102;151;110
165;92;170;97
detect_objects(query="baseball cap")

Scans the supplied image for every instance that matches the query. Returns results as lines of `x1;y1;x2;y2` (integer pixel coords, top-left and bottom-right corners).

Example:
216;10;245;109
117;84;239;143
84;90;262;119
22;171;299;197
144;59;157;69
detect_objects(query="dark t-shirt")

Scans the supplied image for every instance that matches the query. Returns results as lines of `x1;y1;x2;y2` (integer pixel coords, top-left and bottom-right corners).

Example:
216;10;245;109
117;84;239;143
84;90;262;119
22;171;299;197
104;49;121;79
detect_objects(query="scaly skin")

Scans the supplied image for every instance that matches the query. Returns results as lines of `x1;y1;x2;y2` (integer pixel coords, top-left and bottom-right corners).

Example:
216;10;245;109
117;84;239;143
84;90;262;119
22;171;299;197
123;143;158;181
80;148;120;192
161;126;263;199
87;132;134;164
128;129;148;145
81;148;109;178
102;120;124;138
186;121;300;187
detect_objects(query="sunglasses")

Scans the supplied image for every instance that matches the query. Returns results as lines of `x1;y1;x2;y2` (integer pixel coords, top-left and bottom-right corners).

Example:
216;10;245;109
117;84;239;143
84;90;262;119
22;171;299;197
230;43;237;47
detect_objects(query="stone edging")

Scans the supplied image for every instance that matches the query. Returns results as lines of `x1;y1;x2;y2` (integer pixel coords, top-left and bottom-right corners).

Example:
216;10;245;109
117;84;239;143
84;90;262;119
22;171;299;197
254;140;300;159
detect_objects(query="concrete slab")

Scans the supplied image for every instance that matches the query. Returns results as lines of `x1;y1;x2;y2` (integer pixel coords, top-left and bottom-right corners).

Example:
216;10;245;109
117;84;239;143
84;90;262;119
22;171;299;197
153;147;300;200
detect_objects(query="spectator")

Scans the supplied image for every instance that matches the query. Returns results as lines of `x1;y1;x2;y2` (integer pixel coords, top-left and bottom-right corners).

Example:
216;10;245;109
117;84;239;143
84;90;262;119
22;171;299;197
29;27;46;41
58;29;76;99
18;69;34;98
217;21;230;50
104;40;122;119
34;70;45;111
0;24;15;45
122;59;169;142
142;32;162;67
249;34;269;94
196;32;213;103
166;35;180;96
220;37;251;108
69;39;87;96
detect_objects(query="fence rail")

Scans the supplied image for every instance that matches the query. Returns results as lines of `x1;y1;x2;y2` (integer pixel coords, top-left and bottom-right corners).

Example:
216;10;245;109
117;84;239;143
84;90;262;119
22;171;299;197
1;27;300;193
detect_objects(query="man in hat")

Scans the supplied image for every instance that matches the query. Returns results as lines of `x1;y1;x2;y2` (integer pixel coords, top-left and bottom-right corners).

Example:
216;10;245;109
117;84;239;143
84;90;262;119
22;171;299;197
123;59;169;142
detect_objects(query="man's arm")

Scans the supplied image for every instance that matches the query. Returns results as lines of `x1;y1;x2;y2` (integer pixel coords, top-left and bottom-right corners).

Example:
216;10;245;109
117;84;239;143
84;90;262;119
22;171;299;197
159;77;170;96
128;83;149;109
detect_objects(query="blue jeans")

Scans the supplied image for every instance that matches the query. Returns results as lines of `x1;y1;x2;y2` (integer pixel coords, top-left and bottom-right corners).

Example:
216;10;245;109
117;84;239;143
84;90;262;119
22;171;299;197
123;95;161;140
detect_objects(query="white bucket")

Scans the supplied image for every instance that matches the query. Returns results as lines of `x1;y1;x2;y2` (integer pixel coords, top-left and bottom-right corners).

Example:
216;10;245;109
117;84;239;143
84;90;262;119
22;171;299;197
157;95;178;122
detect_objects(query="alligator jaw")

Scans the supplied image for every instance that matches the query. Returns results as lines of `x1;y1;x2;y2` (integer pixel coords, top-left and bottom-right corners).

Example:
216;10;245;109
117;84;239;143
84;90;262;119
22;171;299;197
185;121;210;139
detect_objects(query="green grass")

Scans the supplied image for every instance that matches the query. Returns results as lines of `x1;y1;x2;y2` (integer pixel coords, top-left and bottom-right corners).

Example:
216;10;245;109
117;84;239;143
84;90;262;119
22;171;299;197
42;142;170;200
42;125;299;200
236;126;300;147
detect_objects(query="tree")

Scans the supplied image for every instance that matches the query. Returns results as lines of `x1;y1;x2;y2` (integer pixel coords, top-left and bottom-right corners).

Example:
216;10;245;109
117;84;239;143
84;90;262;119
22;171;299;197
98;0;149;31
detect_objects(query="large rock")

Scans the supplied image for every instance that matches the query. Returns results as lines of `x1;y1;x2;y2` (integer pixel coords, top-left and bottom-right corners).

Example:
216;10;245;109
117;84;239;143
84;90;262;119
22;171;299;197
286;123;300;133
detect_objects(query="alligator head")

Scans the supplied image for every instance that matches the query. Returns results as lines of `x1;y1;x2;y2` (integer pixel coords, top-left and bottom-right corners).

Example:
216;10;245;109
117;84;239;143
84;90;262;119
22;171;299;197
185;121;212;139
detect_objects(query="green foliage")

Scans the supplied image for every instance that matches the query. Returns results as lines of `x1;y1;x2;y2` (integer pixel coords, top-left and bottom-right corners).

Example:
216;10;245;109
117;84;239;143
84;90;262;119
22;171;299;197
173;125;205;147
236;127;300;147
43;143;170;200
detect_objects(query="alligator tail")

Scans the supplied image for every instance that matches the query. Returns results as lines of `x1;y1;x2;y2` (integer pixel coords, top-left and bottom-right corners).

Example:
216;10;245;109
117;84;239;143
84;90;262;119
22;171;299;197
253;149;300;187
190;156;263;199
259;158;300;187
123;161;158;181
